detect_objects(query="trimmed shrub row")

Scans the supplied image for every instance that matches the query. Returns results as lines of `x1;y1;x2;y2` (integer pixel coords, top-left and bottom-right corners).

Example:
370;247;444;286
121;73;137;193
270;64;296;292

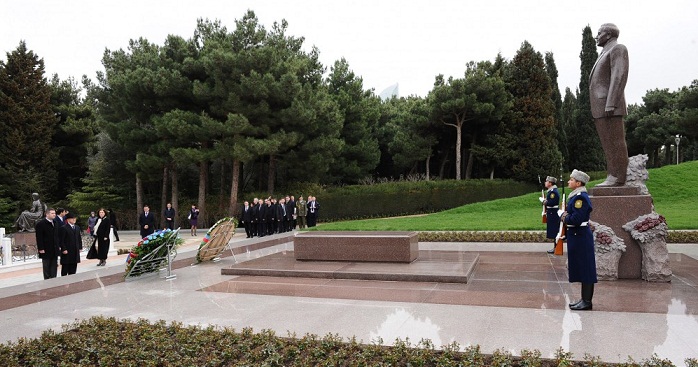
1;317;694;367
317;179;537;222
418;231;698;243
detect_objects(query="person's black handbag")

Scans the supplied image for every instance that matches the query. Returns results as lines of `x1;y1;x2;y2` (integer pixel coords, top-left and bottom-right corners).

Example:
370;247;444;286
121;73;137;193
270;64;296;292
86;238;98;259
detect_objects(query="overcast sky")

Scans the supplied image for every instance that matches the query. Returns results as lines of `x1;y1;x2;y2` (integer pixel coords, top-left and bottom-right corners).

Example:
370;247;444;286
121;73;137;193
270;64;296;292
2;0;697;105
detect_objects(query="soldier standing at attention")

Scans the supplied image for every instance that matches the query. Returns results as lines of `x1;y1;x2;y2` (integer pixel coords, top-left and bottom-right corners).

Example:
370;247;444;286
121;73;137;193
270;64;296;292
562;169;597;311
539;176;561;254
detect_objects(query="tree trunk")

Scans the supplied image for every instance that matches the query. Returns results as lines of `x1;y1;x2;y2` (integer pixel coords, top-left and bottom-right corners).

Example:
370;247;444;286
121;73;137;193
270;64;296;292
465;132;477;179
439;153;449;179
160;166;168;228
136;174;143;223
219;160;226;212
455;122;463;180
425;155;431;181
267;154;276;194
229;159;241;217
490;167;495;179
198;161;208;229
171;167;179;229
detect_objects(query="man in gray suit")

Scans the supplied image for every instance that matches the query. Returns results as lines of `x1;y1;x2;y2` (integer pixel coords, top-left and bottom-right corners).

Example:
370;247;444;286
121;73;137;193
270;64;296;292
589;23;629;187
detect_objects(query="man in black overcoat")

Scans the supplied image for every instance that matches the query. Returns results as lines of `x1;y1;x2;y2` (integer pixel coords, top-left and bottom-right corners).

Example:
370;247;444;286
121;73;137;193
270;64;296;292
163;203;175;230
241;201;253;238
35;208;58;279
59;212;82;276
139;205;156;238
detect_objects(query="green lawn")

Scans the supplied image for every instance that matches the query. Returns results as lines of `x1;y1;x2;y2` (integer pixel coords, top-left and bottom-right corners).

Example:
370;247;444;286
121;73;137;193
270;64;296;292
317;161;698;231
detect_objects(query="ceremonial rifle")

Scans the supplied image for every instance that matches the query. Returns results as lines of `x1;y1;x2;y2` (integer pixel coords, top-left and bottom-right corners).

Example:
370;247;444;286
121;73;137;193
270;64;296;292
553;171;566;256
538;175;546;223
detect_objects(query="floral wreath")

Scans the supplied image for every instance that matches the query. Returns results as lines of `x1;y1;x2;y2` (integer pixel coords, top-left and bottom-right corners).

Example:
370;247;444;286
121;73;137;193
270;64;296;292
195;217;237;263
125;228;183;276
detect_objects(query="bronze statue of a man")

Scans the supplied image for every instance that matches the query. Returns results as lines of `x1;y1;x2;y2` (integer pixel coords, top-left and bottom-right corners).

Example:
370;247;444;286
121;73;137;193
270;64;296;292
589;23;629;187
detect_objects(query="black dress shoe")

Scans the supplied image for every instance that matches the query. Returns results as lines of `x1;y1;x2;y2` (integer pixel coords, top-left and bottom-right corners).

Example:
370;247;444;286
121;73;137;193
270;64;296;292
570;300;592;310
568;300;581;307
546;249;555;254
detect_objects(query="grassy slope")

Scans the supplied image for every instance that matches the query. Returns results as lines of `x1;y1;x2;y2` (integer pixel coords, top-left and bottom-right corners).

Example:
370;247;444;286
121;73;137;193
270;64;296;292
318;161;698;231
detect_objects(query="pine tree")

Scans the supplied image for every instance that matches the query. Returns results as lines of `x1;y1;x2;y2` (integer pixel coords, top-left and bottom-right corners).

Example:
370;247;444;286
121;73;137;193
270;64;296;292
503;41;562;182
545;52;566;173
50;75;98;201
0;41;58;220
326;58;381;184
560;88;578;171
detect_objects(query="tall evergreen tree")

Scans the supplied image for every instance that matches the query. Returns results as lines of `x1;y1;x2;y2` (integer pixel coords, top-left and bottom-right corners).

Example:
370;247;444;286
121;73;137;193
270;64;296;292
560;88;578;171
386;96;437;178
545;52;566;173
97;37;167;214
49;75;98;202
429;61;509;180
502;41;562;182
568;26;604;171
0;41;58;220
326;58;381;184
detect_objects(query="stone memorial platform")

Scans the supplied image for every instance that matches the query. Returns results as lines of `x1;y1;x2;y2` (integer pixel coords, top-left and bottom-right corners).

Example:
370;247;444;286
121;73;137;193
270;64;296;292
590;185;653;279
221;250;478;283
293;231;418;263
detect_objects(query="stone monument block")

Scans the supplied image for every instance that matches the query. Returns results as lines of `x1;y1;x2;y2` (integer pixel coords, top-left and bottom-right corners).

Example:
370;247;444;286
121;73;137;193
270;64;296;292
294;231;418;263
589;186;652;279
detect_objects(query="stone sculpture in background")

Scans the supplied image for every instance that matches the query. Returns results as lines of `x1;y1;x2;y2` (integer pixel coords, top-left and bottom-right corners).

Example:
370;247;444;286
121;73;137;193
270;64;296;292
14;193;47;232
625;154;650;195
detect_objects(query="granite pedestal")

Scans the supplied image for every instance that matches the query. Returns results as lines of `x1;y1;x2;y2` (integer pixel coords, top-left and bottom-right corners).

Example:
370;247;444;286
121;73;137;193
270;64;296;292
294;231;418;263
589;186;653;279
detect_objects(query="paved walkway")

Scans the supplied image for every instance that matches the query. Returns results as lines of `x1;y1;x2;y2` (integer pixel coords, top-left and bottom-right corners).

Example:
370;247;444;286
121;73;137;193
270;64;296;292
1;231;697;365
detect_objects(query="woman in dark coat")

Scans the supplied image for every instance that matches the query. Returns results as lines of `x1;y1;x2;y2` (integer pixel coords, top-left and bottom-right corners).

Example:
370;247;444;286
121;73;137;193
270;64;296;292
562;169;597;311
94;208;111;266
189;205;199;236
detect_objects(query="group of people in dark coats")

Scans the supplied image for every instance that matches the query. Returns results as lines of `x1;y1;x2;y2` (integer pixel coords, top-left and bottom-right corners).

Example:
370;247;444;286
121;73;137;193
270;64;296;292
35;207;112;279
239;195;320;238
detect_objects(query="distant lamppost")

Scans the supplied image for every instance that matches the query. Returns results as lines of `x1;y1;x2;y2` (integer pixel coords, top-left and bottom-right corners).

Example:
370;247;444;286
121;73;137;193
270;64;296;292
674;134;681;165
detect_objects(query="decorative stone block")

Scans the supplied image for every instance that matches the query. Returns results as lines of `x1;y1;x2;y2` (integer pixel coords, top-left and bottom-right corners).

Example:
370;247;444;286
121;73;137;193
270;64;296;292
294;231;418;263
589;192;653;279
623;213;672;282
590;221;626;280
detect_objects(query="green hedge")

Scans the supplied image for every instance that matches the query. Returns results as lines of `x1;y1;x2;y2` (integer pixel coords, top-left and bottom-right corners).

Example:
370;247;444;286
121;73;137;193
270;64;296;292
417;230;698;243
315;179;536;222
2;317;693;366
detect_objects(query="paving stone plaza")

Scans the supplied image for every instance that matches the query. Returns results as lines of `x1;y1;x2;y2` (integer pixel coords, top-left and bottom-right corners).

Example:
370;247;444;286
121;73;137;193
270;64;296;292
1;230;697;365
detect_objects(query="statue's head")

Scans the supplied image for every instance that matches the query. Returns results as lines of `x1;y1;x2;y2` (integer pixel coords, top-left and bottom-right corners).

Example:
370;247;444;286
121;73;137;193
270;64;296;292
599;23;620;38
31;193;40;201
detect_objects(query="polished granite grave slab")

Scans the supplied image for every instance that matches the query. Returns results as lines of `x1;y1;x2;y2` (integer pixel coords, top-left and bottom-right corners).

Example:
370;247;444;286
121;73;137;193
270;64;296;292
213;252;698;314
294;231;419;263
222;250;478;283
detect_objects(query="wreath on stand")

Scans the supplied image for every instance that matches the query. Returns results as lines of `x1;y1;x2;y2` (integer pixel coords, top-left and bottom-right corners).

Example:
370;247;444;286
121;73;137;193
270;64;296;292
195;217;238;263
125;228;183;277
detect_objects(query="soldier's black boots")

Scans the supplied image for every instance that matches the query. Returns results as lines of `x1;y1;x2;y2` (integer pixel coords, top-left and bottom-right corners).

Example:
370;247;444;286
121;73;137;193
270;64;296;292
570;283;594;311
